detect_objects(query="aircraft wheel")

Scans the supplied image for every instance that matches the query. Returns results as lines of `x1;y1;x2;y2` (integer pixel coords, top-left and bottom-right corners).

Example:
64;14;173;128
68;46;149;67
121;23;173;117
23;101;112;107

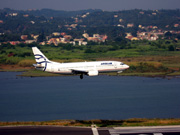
80;74;83;79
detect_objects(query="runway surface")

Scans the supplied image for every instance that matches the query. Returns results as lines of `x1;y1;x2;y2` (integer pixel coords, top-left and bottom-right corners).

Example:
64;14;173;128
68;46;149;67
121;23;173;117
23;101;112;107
0;125;180;135
108;126;180;135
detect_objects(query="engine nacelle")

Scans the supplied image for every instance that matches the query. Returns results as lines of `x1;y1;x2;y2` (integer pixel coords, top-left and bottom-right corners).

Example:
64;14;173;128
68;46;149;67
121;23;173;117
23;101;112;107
87;70;98;76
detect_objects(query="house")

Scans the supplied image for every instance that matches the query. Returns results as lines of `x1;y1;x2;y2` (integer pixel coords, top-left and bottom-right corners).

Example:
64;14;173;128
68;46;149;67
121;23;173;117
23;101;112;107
61;32;66;36
82;12;90;18
147;26;153;29
125;35;134;40
139;25;143;28
73;39;87;46
93;34;100;38
40;42;46;45
25;40;36;44
86;34;107;42
149;35;158;41
9;13;18;16
74;18;78;23
23;14;29;17
64;35;72;40
153;26;158;29
119;19;123;22
9;41;20;45
117;24;124;28
30;21;35;24
52;32;61;36
139;11;144;15
31;34;39;40
70;24;78;28
131;37;139;41
21;35;28;40
48;38;60;45
83;33;89;38
82;14;87;18
176;47;180;51
174;24;179;27
127;23;134;28
126;33;133;37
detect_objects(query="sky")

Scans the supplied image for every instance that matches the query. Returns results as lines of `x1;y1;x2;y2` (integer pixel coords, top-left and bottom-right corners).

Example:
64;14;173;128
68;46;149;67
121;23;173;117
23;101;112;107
0;0;180;11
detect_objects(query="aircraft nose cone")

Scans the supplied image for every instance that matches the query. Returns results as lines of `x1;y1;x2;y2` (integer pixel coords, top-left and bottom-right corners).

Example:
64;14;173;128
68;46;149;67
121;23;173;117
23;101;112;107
126;65;129;69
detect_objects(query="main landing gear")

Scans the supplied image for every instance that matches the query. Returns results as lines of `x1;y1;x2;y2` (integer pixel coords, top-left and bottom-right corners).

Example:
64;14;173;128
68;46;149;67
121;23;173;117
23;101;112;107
80;74;83;79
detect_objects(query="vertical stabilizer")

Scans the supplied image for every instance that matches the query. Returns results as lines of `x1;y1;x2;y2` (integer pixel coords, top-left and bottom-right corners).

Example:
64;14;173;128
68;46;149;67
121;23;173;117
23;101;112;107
32;47;50;71
32;47;49;63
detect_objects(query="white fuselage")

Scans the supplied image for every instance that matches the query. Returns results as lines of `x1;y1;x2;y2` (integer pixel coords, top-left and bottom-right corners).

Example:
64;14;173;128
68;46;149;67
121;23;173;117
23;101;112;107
37;61;129;75
32;47;129;78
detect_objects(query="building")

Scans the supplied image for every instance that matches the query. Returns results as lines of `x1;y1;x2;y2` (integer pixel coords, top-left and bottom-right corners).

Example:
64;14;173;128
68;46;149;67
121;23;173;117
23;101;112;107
23;14;29;17
174;24;179;27
9;13;18;16
25;40;36;44
21;35;28;40
9;41;20;45
52;32;61;36
83;33;89;38
73;39;87;46
127;23;134;28
64;35;72;40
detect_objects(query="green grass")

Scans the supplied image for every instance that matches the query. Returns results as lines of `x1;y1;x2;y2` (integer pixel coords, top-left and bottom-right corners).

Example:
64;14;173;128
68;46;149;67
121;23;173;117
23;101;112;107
1;44;180;64
1;119;180;127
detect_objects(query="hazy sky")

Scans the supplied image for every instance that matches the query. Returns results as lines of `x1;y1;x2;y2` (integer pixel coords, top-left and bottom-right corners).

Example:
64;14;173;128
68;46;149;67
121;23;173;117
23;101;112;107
0;0;180;11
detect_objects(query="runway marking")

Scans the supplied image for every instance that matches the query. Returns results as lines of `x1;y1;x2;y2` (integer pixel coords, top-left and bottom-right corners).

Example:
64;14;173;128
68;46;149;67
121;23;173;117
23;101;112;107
154;133;163;135
92;127;99;135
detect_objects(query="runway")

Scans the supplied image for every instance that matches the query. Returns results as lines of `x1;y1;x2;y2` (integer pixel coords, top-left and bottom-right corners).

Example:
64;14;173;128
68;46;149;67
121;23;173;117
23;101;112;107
0;126;93;135
0;125;180;135
108;126;180;135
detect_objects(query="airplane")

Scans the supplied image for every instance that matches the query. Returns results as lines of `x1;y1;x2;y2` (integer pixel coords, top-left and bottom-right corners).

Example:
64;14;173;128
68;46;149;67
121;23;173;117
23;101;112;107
32;47;129;79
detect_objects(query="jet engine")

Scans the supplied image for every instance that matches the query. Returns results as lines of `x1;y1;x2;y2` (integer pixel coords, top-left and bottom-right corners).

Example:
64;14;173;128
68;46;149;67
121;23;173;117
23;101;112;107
87;70;98;76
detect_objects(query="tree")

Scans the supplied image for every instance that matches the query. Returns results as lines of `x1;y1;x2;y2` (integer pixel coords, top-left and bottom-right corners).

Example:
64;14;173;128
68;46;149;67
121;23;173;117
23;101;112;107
37;32;46;42
168;45;175;51
165;31;172;39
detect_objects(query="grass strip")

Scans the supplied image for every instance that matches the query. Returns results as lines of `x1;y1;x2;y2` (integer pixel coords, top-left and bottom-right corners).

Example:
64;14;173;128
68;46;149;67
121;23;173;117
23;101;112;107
0;119;180;127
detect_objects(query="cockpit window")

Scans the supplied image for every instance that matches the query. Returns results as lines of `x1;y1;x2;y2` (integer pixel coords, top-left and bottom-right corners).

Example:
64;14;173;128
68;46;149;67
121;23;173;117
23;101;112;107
120;63;125;65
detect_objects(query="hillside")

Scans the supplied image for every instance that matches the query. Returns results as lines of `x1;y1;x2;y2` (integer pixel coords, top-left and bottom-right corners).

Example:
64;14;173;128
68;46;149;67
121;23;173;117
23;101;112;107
0;8;180;40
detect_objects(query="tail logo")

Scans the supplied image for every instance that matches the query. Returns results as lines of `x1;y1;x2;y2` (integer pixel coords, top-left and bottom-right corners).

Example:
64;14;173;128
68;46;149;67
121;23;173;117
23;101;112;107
34;54;49;71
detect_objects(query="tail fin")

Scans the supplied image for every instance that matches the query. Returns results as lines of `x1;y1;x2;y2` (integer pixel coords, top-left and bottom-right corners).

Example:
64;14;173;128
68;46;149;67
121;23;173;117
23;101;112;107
32;47;49;63
32;47;50;71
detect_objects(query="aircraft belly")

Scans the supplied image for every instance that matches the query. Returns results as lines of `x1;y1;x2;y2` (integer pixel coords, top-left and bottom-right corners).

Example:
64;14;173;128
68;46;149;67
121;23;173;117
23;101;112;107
98;67;126;73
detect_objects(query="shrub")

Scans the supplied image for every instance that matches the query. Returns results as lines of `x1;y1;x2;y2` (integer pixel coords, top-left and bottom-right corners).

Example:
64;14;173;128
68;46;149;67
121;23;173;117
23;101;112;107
125;62;169;73
18;59;35;67
5;57;22;65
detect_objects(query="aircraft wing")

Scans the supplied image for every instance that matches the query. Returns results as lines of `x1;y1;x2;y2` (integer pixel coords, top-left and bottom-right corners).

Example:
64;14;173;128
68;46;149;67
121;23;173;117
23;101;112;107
71;69;89;74
71;69;98;76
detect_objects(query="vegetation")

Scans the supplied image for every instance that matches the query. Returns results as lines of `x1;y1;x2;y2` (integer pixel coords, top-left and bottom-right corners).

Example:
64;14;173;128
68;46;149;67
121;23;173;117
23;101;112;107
0;118;180;127
1;39;180;64
1;41;180;77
